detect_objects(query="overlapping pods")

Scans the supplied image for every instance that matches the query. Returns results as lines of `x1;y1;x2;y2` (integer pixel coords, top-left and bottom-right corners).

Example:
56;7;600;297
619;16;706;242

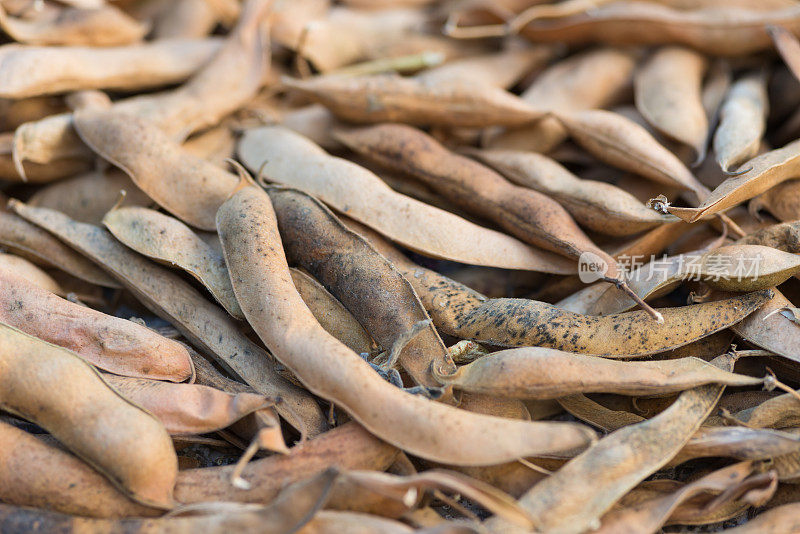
216;179;597;466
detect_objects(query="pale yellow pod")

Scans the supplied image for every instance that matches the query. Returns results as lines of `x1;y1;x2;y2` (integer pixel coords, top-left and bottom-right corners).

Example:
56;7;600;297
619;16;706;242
0;38;221;98
635;46;708;160
713;71;769;174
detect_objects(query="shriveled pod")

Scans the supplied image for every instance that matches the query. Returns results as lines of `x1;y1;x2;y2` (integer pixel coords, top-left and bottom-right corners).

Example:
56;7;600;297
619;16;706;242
103;206;243;318
0;207;119;287
176;422;398;504
469;148;676;236
290;269;377;355
487;354;736;534
729;288;800;364
515;2;800;56
414;46;554;89
8;200;327;436
719;503;800;533
668;138;800;221
28;168;152;225
555;109;709;201
0;271;194;382
237;125;577;273
0;322;177;509
217;181;597;466
0;420;157;517
349;219;771;357
596;462;776;534
10;0;271;180
736;220;800;251
713;71;769;174
0;253;63;295
335;124;617;270
101;374;275;435
0;469;340;534
0;3;147;46
280;74;544;127
267;186;454;387
592;244;800;314
298;511;416;534
73;109;238;230
732;393;800;429
634;46;708;160
434;348;762;399
0;38;222;98
486;47;636;153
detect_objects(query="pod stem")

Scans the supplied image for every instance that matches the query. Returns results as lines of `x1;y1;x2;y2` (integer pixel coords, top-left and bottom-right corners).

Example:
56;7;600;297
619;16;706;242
610;278;664;323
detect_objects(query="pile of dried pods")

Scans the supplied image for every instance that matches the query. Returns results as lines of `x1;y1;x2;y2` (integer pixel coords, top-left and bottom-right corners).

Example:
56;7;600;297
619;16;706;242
7;0;800;532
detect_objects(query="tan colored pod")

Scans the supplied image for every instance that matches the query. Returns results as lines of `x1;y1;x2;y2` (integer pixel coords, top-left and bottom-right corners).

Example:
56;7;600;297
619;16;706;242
515;2;800;56
267;186;453;387
281;74;544;127
414;47;553;89
0;469;341;533
350;220;771;357
10;0;271;180
0;322;177;509
486;47;636;153
8;200;327;436
488;354;736;534
0;206;119;287
0;270;193;382
290;269;376;355
469;148;675;236
334;124;621;277
237;125;576;273
102;374;274;435
0;420;157;518
435;348;762;399
28;169;153;225
0;253;63;295
103;206;242;318
0;3;147;46
217;181;597;466
176;422;399;504
556;109;708;200
635;47;708;159
668;138;800;221
0;38;221;98
713;71;769;174
74;109;238;230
